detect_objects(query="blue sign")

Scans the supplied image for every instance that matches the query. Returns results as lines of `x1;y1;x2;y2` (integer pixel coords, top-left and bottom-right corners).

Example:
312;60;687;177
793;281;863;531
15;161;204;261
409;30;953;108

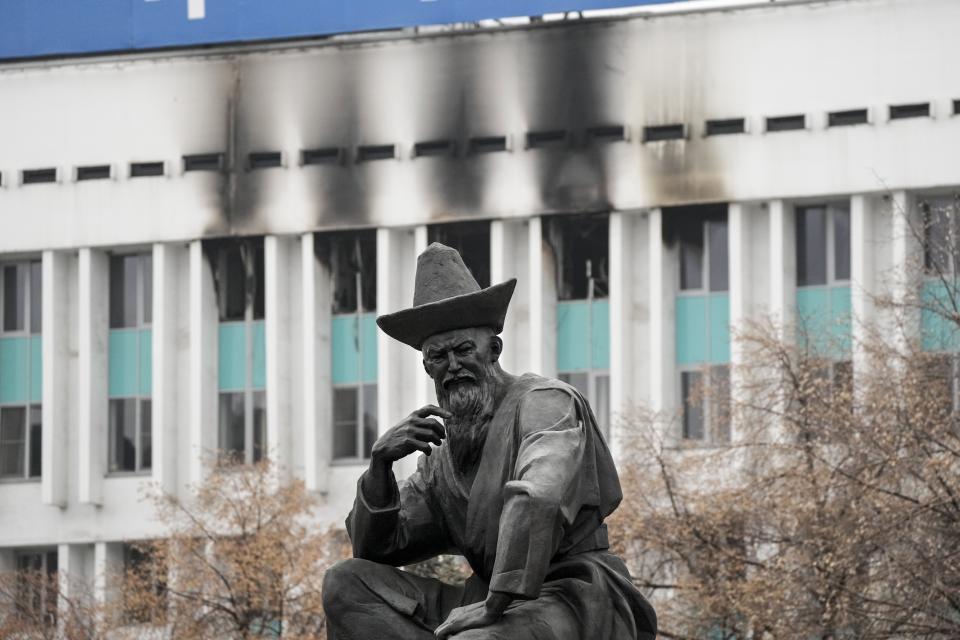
0;0;682;61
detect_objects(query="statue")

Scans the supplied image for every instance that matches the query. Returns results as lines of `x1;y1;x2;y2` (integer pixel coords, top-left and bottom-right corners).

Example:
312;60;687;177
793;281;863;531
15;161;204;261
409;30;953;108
322;243;657;640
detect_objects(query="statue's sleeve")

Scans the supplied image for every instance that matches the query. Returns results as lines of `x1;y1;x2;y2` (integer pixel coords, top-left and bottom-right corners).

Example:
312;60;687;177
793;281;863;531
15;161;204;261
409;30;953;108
346;455;451;566
489;387;586;599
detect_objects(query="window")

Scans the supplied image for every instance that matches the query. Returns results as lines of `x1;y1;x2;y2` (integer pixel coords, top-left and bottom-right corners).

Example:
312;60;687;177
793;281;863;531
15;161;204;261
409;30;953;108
428;221;491;289
796;204;851;286
15;549;58;627
317;231;379;461
545;214;609;301
209;239;267;466
121;542;167;625
681;366;730;443
108;253;153;474
674;214;729;292
1;260;42;480
921;196;959;276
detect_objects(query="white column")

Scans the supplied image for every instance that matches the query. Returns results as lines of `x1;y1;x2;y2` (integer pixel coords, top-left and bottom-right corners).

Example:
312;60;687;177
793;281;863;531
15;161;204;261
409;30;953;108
93;542;122;612
78;248;107;506
768;200;796;342
648;209;667;413
490;219;532;374
413;226;432;410
728;203;751;441
890;190;920;355
302;233;332;493
152;243;182;495
528;216;557;377
850;195;872;381
609;212;634;433
58;544;92;633
265;235;297;476
376;227;423;479
42;250;69;507
189;241;217;484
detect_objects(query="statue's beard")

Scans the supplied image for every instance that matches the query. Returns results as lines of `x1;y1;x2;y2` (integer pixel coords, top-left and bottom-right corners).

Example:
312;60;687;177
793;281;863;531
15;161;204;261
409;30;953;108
435;365;497;470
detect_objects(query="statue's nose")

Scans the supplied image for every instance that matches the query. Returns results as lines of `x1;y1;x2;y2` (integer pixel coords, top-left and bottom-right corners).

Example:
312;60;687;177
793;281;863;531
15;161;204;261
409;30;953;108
447;352;461;371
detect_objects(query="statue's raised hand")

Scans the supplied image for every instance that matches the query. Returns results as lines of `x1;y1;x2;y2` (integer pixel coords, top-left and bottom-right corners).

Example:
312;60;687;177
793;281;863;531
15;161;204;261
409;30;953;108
371;404;451;464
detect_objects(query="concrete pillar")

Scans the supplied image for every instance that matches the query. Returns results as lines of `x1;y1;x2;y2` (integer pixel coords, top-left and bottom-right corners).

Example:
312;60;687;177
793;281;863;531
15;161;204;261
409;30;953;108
93;542;122;611
301;233;332;493
768;200;796;342
376;226;423;479
850;195;872;381
528;216;557;378
265;235;298;476
58;544;93;634
728;203;751;441
188;241;217;484
490;219;532;374
609;211;635;449
42;250;70;507
152;243;182;495
890;190;921;355
78;248;107;506
648;209;667;413
413;226;433;410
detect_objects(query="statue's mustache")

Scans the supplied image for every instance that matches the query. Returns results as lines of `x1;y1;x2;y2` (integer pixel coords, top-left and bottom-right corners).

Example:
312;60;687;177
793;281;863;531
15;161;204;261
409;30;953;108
442;372;477;389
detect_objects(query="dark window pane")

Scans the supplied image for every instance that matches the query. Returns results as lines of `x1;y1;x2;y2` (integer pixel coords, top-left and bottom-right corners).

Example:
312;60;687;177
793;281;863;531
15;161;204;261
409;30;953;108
833;207;851;281
545;215;609;301
3;264;25;332
29;405;42;478
218;393;246;464
924;200;955;275
711;366;731;443
428;222;491;289
30;261;42;334
253;391;266;463
362;385;378;458
797;206;828;286
707;220;729;291
681;371;704;440
333;387;358;459
252;244;265;321
108;398;137;472
218;245;247;322
559;372;589;398
142;255;153;325
0;407;26;477
140;400;152;471
110;255;139;328
316;231;378;314
679;230;704;290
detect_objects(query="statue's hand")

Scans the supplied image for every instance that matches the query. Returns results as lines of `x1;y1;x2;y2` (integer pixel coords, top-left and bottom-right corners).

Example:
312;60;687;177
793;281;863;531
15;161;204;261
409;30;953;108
370;404;451;465
434;592;510;639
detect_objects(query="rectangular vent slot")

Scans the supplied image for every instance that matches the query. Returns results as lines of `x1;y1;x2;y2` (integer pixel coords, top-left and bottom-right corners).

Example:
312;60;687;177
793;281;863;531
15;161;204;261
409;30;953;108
248;152;282;170
705;118;746;136
22;168;57;184
356;145;395;162
301;147;343;165
828;109;869;127
643;124;685;142
184;153;223;172
889;103;930;120
130;162;164;178
526;130;568;148
414;140;456;157
585;125;626;143
766;114;806;132
77;165;111;181
468;136;508;154
954;99;960;115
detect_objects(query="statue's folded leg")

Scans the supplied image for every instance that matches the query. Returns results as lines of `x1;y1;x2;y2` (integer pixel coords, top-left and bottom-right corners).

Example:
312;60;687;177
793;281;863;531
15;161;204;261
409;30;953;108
323;558;464;640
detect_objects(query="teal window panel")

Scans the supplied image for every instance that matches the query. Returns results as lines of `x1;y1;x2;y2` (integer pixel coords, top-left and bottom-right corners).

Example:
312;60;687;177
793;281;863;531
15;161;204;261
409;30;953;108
252;321;266;390
361;314;378;384
108;329;140;398
218;323;248;392
556;301;610;372
708;294;731;364
332;314;381;385
796;286;851;357
29;336;42;403
0;337;29;404
139;329;152;397
676;296;709;366
921;281;960;351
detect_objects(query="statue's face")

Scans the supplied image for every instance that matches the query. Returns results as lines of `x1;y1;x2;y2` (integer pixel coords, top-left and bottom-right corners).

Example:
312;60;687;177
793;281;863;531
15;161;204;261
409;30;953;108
421;326;499;390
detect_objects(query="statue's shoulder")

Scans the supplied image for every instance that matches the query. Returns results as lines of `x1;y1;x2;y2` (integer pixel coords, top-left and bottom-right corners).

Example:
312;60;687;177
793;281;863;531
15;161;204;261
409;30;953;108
513;372;580;398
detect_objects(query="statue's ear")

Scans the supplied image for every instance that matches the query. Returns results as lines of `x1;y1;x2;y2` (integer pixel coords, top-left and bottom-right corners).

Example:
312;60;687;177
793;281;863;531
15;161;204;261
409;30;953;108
489;335;503;362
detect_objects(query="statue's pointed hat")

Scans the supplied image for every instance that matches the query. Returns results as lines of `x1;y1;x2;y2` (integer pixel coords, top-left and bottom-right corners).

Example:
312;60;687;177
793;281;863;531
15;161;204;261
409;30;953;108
376;242;517;350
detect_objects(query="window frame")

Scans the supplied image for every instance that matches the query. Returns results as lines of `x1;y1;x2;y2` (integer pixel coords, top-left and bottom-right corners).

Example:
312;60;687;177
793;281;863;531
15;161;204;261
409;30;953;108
107;252;153;476
920;195;960;278
331;381;378;463
679;364;731;444
14;548;58;628
678;217;729;294
795;202;851;288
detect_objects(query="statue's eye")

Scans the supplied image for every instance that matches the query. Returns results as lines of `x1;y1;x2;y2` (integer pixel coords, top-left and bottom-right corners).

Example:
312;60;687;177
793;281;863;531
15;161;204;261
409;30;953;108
456;345;474;356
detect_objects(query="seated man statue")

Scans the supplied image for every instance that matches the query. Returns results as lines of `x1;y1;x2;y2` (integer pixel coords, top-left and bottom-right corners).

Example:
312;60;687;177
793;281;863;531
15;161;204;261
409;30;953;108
323;243;657;640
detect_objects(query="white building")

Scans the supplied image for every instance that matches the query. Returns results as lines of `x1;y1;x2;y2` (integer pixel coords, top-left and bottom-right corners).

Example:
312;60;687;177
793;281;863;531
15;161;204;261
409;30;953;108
0;0;957;618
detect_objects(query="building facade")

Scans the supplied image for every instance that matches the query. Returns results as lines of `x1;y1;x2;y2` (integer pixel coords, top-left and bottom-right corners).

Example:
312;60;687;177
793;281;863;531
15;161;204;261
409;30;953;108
1;0;958;618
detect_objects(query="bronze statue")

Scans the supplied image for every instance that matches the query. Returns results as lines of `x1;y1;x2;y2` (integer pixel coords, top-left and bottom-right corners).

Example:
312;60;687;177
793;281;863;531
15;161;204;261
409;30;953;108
323;243;657;640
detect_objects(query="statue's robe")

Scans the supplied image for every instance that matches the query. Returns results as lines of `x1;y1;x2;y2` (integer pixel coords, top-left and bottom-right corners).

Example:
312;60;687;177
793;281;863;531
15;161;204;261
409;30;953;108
324;373;657;640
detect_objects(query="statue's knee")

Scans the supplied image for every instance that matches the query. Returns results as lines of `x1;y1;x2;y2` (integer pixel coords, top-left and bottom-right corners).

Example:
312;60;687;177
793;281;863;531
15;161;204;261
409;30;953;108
323;558;373;612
